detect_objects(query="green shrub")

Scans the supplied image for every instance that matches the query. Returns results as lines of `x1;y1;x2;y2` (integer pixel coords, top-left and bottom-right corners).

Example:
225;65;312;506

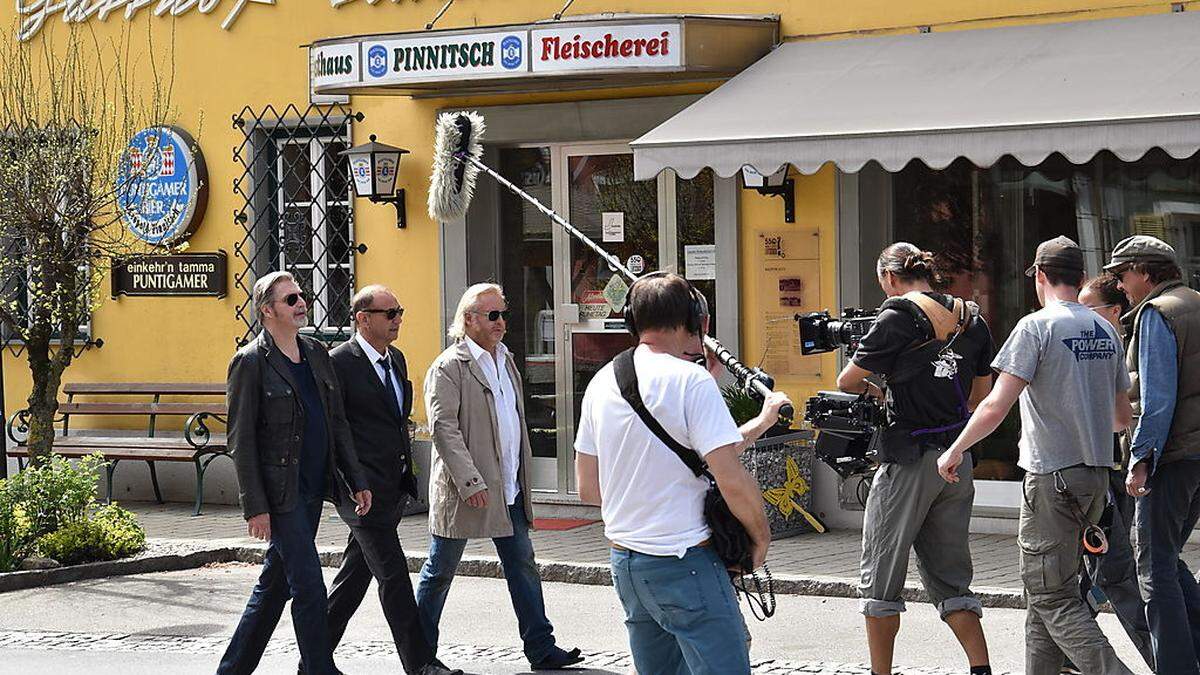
0;453;146;572
0;486;35;572
36;504;146;566
5;454;105;539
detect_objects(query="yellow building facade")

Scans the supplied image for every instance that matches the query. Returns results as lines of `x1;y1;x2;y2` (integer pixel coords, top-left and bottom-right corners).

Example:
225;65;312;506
4;0;1199;528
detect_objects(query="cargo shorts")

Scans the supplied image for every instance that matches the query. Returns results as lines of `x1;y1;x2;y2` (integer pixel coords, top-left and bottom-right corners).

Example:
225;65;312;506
859;449;982;619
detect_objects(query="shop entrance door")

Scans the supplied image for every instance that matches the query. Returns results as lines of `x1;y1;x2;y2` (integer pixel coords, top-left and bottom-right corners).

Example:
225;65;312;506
553;145;660;495
486;142;722;500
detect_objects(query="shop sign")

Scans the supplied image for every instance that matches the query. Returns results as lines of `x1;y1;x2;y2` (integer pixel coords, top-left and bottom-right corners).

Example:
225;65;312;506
531;24;681;73
116;126;208;246
310;43;357;103
111;252;228;298
362;31;527;86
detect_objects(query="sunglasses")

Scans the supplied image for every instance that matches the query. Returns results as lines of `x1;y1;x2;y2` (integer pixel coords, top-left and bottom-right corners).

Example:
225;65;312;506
472;309;511;322
362;307;404;320
282;292;305;307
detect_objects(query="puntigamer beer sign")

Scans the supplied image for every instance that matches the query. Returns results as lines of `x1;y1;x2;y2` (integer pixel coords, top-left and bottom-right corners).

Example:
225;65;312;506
112;252;228;298
115;126;208;246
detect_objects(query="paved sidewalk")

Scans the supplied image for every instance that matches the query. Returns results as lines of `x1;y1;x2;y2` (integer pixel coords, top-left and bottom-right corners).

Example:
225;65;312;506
126;500;1200;603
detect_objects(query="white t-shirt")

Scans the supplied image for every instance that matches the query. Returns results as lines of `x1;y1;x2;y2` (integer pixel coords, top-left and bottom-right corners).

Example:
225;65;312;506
574;345;743;558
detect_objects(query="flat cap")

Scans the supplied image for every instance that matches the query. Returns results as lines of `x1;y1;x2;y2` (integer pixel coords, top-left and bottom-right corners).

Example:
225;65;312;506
1025;235;1084;277
1104;235;1177;271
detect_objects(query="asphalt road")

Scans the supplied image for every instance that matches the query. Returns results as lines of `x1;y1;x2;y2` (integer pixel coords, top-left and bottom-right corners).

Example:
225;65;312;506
0;564;1153;674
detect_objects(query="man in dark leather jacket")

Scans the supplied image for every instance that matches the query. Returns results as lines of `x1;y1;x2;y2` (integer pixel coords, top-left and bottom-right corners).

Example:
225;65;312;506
217;270;371;675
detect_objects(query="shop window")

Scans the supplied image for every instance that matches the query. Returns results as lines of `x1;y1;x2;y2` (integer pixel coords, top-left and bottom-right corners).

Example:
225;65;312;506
233;106;358;345
860;149;1200;482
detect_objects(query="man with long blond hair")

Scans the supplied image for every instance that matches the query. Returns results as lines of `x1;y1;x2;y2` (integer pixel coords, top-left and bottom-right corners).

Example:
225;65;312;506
415;283;583;671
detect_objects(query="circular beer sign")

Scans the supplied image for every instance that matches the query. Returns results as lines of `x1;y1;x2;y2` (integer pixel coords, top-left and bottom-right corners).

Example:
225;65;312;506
116;126;208;246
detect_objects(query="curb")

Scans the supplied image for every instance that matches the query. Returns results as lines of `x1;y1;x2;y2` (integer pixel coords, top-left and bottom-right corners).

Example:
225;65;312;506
1;541;1029;610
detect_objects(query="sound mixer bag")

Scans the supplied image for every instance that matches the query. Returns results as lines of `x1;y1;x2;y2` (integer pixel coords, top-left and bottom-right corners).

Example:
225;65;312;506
612;348;754;572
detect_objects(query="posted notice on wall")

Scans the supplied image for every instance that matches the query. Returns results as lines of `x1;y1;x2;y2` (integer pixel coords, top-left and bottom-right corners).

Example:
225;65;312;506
755;229;822;378
602;212;625;242
683;244;716;280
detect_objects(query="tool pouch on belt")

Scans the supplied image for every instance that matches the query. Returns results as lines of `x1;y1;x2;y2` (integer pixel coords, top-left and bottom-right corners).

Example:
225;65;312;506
613;348;754;572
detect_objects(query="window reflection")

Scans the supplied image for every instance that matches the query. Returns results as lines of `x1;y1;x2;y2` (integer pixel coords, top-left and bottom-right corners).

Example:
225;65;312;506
879;149;1200;481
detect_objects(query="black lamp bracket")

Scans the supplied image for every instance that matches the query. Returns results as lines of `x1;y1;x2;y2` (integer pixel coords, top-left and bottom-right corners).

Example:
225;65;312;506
752;179;795;223
369;188;407;229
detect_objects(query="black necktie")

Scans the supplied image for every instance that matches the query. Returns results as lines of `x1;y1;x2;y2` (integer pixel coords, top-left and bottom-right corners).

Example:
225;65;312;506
379;356;403;420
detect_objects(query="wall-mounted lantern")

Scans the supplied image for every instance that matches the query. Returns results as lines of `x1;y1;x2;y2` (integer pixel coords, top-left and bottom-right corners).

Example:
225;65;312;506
342;135;410;228
741;165;795;223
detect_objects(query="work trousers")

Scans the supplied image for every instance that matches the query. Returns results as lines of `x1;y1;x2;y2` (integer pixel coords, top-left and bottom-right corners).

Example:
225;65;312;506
860;451;981;618
1020;467;1133;675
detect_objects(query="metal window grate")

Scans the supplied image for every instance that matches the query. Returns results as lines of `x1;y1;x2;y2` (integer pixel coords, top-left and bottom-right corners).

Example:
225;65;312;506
232;104;366;347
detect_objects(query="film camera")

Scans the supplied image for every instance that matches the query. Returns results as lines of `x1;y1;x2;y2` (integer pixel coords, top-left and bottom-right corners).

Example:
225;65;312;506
792;307;886;477
803;391;886;478
795;308;878;355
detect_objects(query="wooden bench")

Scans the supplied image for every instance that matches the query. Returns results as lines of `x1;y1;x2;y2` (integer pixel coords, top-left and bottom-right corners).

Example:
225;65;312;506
6;382;229;516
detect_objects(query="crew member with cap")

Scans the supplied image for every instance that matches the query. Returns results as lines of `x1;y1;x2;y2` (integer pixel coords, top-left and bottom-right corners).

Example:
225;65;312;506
938;236;1134;675
1106;235;1200;674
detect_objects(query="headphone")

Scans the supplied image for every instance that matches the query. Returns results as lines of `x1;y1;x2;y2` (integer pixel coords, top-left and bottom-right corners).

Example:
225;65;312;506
623;271;709;337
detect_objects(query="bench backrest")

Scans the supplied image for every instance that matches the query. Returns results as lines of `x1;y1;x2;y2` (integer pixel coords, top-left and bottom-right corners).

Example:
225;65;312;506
59;383;226;438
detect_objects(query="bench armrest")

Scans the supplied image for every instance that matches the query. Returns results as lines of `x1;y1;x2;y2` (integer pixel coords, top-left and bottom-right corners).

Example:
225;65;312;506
6;408;30;445
185;411;227;451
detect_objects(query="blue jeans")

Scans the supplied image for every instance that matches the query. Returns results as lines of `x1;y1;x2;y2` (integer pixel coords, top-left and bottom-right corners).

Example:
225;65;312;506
218;498;337;675
1134;459;1200;675
415;495;557;663
610;545;750;675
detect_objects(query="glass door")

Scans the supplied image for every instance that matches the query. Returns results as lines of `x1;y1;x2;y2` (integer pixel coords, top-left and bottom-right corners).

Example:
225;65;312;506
483;142;724;498
554;145;658;493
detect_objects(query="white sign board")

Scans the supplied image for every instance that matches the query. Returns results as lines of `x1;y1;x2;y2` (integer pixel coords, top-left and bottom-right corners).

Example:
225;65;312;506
309;44;357;104
602;212;625;243
531;23;682;73
362;31;528;86
684;244;717;280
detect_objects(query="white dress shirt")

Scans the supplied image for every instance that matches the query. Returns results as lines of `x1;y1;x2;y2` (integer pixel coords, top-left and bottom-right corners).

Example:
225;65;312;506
355;332;404;415
463;336;522;506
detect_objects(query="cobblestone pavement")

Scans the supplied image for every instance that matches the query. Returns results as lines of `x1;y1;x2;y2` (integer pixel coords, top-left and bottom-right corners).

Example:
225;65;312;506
127;501;1200;594
0;629;994;674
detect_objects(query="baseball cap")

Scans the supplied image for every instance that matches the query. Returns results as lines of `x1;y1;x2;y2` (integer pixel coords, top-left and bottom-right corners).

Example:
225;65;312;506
1103;235;1177;272
1025;235;1084;277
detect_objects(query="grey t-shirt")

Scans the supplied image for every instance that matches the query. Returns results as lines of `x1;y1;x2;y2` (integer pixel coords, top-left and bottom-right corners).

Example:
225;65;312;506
992;301;1131;474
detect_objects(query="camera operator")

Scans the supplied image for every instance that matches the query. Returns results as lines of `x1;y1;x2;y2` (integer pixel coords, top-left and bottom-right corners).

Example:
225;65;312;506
836;243;995;675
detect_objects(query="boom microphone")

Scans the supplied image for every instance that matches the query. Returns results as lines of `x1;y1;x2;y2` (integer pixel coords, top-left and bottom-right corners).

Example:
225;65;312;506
428;112;793;420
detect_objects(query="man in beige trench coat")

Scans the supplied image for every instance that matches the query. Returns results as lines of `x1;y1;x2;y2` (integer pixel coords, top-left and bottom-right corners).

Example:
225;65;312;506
415;282;584;671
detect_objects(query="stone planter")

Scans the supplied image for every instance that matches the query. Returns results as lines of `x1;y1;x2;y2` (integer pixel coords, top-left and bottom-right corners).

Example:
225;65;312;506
740;430;823;539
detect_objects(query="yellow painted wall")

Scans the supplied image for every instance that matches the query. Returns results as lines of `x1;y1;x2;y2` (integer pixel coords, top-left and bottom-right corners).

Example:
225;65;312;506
0;0;1189;429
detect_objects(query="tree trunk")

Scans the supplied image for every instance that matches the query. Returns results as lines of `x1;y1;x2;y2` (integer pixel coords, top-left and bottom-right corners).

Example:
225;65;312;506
23;336;62;468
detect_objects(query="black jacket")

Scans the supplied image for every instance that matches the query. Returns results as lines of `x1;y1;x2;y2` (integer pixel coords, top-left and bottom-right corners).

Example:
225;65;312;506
330;338;419;526
227;330;368;520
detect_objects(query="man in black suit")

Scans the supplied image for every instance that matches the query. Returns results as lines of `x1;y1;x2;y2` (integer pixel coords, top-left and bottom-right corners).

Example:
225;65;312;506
318;285;461;675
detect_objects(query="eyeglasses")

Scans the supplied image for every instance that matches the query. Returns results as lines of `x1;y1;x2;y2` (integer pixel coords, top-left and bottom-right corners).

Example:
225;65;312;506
471;309;510;322
1085;303;1116;311
282;292;305;307
362;307;404;320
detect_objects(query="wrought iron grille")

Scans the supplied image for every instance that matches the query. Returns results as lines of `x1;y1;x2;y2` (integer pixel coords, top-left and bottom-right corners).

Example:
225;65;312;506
232;104;366;347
